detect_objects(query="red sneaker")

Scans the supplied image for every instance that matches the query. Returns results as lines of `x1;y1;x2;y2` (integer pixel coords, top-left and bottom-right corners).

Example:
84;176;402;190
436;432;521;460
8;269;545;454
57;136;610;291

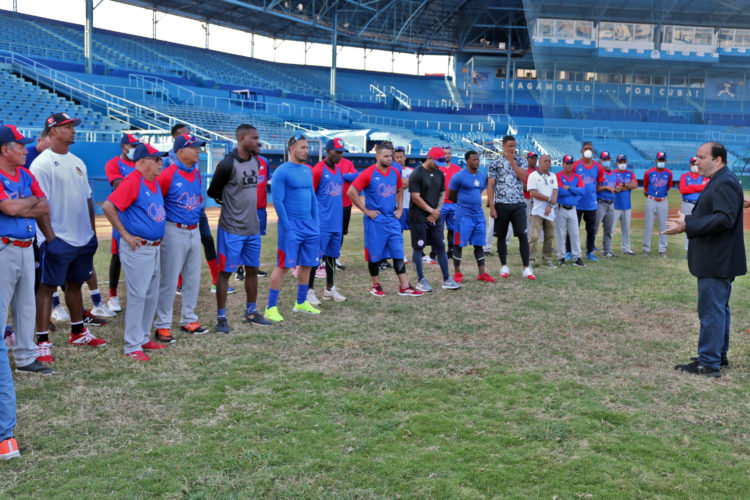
0;437;20;459
398;284;424;296
36;341;53;363
370;283;386;297
126;350;150;361
69;329;107;347
477;272;496;283
142;340;166;350
453;272;463;283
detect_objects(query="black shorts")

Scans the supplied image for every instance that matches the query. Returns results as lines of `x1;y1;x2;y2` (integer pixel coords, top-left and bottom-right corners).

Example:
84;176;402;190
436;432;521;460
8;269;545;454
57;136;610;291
342;206;352;235
410;219;445;251
39;235;98;286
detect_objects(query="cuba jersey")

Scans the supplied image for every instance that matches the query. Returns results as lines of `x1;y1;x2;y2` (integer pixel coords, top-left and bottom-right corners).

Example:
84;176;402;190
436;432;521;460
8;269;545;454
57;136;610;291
573;160;603;211
351;164;402;218
614;170;635;210
105;156;136;186
643;168;673;198
449;168;486;219
312;161;344;233
680;172;706;203
440;163;461;204
156;161;202;225
0;167;45;239
597;169;618;202
108;170;166;241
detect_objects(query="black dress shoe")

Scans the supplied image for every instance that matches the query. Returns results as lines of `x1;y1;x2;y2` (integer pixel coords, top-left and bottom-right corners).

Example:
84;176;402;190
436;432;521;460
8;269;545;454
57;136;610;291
675;360;721;378
691;356;728;368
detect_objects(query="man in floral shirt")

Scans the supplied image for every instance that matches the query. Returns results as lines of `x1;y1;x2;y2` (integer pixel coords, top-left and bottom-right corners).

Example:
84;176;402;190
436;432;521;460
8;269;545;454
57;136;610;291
487;135;535;280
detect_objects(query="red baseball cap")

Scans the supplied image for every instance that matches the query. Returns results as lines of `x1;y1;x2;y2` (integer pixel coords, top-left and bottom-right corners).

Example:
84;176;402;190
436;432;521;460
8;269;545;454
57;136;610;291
527;151;538;159
428;146;447;167
562;154;575;164
600;151;611;160
656;151;667;161
690;156;697;164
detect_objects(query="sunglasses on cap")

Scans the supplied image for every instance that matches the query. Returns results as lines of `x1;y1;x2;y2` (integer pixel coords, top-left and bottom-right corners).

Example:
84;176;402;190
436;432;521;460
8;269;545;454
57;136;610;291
289;133;307;147
394;146;406;152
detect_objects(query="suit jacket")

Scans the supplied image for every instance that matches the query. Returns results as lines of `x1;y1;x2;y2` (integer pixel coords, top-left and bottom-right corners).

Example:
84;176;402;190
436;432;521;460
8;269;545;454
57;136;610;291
685;166;746;279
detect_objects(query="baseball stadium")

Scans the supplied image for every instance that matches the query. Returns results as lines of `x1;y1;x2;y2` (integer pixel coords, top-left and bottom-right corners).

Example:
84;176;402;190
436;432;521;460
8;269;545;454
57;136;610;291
1;0;750;497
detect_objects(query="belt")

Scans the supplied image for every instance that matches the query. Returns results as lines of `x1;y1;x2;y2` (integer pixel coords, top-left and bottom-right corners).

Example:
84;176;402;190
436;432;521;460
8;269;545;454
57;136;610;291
175;223;198;230
648;196;666;202
1;236;33;248
683;199;697;205
140;239;162;246
598;199;614;205
558;204;575;210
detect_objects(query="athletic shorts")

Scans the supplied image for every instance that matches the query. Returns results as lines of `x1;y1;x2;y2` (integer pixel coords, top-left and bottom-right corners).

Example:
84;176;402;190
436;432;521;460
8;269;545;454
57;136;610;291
454;215;486;247
40;235;98;286
277;218;319;268
441;204;457;232
409;219;445;251
217;227;261;272
400;207;410;231
319;230;342;258
111;227;121;255
258;207;267;236
363;215;403;262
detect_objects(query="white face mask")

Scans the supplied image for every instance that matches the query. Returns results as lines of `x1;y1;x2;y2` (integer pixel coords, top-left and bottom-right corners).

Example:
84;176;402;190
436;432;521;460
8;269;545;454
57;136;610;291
690;165;699;174
583;150;593;159
617;163;627;171
125;148;136;161
657;161;666;169
602;161;611;169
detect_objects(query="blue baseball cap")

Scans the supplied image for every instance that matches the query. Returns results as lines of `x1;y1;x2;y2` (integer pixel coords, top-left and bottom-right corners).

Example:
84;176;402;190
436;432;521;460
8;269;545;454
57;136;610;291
325;138;348;152
600;151;611;161
656;151;667;161
562;154;575;164
133;143;167;162
120;133;140;146
616;154;627;162
0;125;33;145
173;133;206;151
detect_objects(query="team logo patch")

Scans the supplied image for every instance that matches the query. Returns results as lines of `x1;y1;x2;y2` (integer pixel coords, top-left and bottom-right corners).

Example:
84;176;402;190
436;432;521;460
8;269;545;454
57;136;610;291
474;179;480;186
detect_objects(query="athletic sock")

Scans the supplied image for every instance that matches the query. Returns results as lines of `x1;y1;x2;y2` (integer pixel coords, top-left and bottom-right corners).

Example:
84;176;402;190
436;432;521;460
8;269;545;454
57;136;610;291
217;308;226;319
89;289;102;307
37;331;49;343
267;288;280;309
246;302;257;315
207;259;219;285
71;321;84;335
296;284;308;305
109;288;117;298
177;274;182;288
52;293;60;308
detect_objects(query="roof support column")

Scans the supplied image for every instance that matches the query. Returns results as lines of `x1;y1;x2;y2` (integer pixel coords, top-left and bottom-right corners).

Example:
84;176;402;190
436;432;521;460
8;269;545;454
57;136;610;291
504;34;511;115
330;4;338;103
84;0;93;74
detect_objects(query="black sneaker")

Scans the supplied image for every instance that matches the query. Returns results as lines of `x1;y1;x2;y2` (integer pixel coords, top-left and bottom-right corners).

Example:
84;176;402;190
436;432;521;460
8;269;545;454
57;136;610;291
216;317;230;333
335;260;346;271
83;310;107;326
379;260;392;270
674;359;721;378
572;258;586;267
154;329;176;344
691;356;728;368
244;312;272;326
558;258;567;266
257;269;268;278
235;267;245;281
16;360;54;375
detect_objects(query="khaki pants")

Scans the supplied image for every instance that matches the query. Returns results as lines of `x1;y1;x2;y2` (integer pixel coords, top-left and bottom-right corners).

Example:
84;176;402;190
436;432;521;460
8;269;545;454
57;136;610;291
529;214;555;265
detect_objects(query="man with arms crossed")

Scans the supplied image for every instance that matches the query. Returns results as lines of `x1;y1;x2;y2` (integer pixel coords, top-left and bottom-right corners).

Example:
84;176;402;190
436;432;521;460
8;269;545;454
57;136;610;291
613;155;638;255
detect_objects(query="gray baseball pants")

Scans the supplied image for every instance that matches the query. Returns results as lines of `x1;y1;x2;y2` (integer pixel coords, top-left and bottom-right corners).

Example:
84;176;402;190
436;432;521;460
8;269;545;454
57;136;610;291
595;201;616;254
681;201;695;251
120;242;160;354
0;243;37;367
556;207;582;259
154;223;201;329
643;198;668;253
614;209;632;252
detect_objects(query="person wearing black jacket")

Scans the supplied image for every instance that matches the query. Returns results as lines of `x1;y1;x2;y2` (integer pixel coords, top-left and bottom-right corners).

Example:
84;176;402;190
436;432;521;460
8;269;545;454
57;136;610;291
664;142;746;378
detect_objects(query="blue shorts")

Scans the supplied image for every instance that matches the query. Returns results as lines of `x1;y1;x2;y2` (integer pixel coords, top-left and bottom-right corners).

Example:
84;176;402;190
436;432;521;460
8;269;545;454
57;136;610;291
441;204;457;232
111;228;120;255
40;235;98;286
217;227;261;272
277;218;319;268
454;215;486;247
364;215;404;262
319;230;342;258
258;207;267;236
400;207;410;231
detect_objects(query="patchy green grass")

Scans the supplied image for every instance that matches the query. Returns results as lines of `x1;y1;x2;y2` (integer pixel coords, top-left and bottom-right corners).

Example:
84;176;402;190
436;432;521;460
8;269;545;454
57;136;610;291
5;188;750;498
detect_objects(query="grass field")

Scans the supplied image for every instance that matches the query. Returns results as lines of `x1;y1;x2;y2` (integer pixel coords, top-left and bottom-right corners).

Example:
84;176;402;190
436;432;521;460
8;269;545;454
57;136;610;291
5;189;750;498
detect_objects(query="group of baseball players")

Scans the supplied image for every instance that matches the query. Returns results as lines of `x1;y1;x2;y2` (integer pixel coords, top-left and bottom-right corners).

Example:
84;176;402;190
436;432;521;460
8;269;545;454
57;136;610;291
0;115;705;458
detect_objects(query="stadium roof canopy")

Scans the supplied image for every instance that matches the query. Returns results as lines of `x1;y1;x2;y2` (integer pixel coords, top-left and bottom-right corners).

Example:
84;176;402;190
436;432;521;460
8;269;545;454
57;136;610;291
112;0;530;56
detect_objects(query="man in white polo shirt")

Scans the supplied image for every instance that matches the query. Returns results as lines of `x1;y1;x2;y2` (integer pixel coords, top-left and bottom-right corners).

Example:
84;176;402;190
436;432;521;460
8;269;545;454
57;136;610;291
526;154;558;270
30;113;106;361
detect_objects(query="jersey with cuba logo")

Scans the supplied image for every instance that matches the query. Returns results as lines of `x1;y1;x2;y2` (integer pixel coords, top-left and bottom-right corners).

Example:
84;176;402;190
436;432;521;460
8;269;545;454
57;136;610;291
643;167;673;198
351;164;402;218
105;156;136;186
0;166;46;239
614;169;635;210
312;161;359;234
597;169;618;202
108;170;166;241
156;160;202;225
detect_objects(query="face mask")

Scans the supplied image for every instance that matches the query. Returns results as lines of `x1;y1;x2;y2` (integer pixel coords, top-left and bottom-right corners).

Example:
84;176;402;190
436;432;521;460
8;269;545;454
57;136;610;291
602;161;611;169
690;165;699;174
617;163;627;171
125;148;135;161
657;161;666;169
583;150;593;159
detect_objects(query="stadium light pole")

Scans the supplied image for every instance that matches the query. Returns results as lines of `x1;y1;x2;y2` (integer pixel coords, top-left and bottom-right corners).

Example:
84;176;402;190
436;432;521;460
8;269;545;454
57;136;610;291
330;4;338;104
84;0;93;74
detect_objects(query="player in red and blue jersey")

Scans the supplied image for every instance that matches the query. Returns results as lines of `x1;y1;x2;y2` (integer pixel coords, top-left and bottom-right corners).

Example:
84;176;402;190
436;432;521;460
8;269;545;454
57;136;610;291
307;138;359;304
556;155;587;267
103;133;140;311
448;150;493;283
642;151;673;256
264;134;321;322
102;143;168;361
594;151;619;257
348;142;422;297
569;141;604;261
613;155;638;255
678;156;709;251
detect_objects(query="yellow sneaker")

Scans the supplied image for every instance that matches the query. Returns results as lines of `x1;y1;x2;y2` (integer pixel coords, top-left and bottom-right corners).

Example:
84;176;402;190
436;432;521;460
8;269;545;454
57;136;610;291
292;300;321;315
264;306;284;323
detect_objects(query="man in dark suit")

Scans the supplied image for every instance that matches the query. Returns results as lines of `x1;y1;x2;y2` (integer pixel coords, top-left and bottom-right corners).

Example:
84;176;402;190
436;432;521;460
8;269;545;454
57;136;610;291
664;142;746;378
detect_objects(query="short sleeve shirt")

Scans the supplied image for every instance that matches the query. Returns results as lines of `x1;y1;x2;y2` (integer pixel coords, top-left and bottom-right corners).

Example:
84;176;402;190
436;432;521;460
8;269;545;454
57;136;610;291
408;165;445;223
526;170;558;217
488;153;527;204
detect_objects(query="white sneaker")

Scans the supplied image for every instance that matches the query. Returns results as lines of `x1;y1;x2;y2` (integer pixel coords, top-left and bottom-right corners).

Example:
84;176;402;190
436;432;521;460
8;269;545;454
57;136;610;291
293;266;299;278
404;255;409;263
307;289;321;306
422;255;435;264
90;303;116;318
315;265;326;278
322;286;347;302
51;304;70;322
499;265;510;278
523;267;537;280
107;296;122;312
